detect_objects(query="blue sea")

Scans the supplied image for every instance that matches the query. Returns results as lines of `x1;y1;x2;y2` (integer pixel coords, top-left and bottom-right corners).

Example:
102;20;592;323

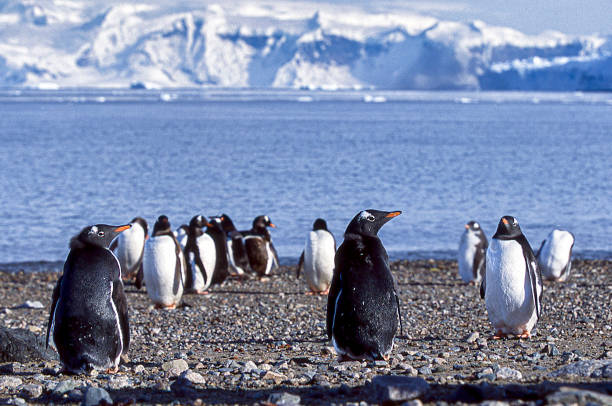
0;89;611;270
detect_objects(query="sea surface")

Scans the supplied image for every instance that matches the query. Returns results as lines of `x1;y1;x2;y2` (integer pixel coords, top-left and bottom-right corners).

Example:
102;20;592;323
0;89;611;271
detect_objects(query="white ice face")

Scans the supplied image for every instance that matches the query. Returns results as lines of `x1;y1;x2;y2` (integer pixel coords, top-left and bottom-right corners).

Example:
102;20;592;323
89;226;98;234
473;222;480;229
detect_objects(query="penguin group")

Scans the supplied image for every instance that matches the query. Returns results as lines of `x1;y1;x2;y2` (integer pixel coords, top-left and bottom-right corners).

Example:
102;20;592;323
47;207;575;372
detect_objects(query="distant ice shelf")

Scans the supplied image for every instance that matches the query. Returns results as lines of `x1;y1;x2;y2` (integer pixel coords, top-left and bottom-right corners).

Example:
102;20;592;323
0;1;610;91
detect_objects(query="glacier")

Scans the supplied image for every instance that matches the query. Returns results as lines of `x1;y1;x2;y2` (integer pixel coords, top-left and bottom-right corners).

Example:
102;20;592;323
0;0;610;90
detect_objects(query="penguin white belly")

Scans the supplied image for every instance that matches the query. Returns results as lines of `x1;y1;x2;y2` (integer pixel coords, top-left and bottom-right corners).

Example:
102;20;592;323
143;236;184;307
304;230;335;292
458;231;479;283
175;229;188;251
114;224;145;277
191;234;216;292
538;231;573;281
485;239;537;335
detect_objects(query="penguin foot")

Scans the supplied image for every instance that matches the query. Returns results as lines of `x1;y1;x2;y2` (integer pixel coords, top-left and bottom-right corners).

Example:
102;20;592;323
196;291;210;295
154;303;177;310
305;291;317;296
518;330;531;339
105;366;118;374
492;330;506;340
319;289;329;295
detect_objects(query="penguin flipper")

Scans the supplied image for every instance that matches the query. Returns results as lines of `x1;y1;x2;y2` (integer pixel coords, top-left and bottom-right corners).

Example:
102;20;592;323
135;264;144;290
479;273;486;299
394;291;403;337
326;269;341;340
296;251;304;279
109;238;118;253
46;275;62;349
472;247;486;281
520;238;543;320
194;246;208;286
112;279;130;354
560;240;575;281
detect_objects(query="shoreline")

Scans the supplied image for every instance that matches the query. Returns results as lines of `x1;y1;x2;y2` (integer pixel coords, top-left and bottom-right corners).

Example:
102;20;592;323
1;259;611;405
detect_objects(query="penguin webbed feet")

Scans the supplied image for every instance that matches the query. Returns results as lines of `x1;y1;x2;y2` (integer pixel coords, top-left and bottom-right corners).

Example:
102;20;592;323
492;330;506;340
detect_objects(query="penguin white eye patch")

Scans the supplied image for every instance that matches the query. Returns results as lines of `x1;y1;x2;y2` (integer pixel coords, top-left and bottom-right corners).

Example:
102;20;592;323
359;211;375;222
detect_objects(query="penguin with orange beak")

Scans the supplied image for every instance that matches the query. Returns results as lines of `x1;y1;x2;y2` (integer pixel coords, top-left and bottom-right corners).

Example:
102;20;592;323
327;209;403;361
46;223;132;373
481;216;543;339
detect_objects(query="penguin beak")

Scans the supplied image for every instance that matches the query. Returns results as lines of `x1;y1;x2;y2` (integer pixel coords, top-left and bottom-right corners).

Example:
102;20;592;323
269;223;276;228
502;218;509;225
205;222;213;228
465;224;469;229
385;211;401;218
114;225;131;232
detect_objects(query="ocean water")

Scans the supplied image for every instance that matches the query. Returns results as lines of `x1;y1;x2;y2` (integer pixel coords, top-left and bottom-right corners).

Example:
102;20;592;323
0;90;611;269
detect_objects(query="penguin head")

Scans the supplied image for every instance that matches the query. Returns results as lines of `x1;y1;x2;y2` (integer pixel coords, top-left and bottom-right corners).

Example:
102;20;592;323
131;217;149;238
70;224;131;250
465;221;481;231
189;215;211;229
219;214;237;232
346;209;401;237
152;215;172;237
207;216;225;232
252;215;276;231
494;215;523;239
312;218;328;231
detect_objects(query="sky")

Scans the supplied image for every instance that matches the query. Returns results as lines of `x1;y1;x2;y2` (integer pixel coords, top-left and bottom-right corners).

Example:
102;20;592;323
302;0;612;36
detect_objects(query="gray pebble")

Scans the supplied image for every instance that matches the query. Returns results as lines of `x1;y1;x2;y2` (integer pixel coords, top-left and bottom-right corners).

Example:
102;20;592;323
81;386;112;406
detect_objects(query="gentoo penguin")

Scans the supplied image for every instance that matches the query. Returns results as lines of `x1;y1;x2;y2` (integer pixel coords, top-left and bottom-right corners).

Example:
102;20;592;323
241;215;280;277
184;215;216;294
536;229;575;282
110;217;148;288
142;215;186;309
457;221;488;284
297;218;336;294
481;216;543;339
218;214;251;276
206;216;231;285
327;209;403;361
46;223;131;373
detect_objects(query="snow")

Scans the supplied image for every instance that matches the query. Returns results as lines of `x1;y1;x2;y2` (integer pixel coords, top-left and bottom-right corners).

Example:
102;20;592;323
0;1;610;90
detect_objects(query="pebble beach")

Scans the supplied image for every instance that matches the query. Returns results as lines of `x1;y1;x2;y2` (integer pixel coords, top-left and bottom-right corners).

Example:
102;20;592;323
1;259;611;405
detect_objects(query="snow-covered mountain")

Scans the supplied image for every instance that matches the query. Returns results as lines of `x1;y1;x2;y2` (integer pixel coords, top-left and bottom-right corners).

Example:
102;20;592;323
0;0;610;90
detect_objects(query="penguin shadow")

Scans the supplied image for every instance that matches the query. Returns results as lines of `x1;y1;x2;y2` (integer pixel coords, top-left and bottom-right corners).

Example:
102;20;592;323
197;337;327;346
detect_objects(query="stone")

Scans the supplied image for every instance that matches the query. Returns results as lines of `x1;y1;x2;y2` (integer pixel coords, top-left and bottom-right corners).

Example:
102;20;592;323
81;386;113;406
53;379;78;395
372;375;430;403
133;364;145;374
15;301;44;309
418;366;432;375
0;326;51;363
549;359;612;378
546;387;612;405
495;367;522;380
262;371;287;385
267;392;301;406
180;370;206;385
465;332;479;343
398;363;418;376
161;358;189;376
18;383;43;398
7;398;27;406
108;375;131;390
0;376;23;390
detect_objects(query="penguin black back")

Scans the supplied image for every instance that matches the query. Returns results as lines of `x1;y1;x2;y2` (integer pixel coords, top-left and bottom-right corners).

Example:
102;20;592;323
207;216;230;284
327;209;402;360
312;218;329;231
184;215;209;289
47;224;131;373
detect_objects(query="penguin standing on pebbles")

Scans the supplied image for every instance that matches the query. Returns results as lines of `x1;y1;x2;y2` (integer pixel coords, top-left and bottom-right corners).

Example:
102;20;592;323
143;215;186;309
110;217;148;288
481;216;543;339
241;215;279;277
297;218;336;294
218;214;251;276
457;221;488;284
46;223;131;373
327;209;403;361
536;229;575;282
184;215;216;294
